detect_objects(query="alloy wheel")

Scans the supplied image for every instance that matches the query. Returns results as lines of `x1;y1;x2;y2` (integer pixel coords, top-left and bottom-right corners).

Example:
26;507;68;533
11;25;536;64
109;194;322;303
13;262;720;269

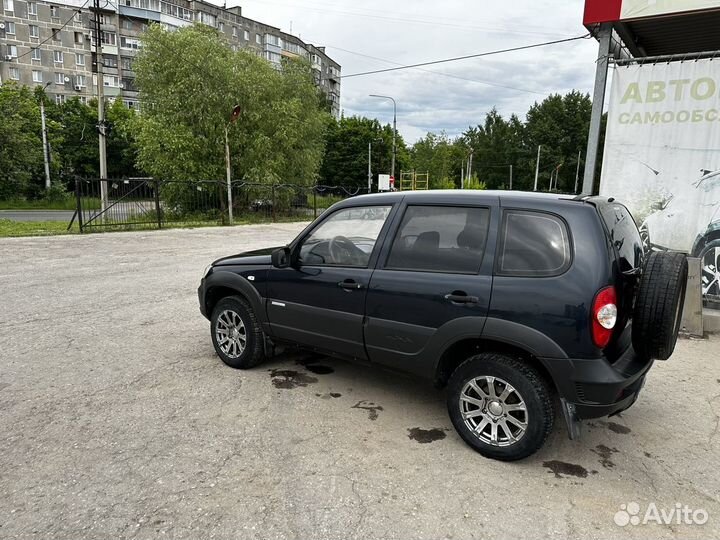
459;375;528;447
216;309;247;358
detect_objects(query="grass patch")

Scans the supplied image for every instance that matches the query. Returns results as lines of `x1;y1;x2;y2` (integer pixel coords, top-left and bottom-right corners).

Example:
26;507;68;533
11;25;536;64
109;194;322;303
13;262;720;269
0;219;78;237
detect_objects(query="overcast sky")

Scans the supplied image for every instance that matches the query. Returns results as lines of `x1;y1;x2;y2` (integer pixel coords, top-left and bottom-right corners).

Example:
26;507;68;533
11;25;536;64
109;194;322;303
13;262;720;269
216;0;598;142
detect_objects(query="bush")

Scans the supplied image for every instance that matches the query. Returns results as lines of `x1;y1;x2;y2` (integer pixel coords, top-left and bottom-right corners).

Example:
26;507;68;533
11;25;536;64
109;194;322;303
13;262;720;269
464;176;487;190
435;177;456;190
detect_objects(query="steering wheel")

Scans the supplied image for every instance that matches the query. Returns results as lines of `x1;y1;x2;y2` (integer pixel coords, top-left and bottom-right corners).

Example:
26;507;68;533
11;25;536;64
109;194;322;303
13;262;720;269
329;235;363;265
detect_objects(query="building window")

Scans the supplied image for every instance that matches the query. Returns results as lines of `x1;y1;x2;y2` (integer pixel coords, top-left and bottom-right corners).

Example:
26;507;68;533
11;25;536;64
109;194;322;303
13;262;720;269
29;24;39;38
75;74;85;87
28;1;36;15
53;50;63;63
265;51;281;64
52;28;60;40
6;44;17;58
242;29;248;40
32;70;42;82
218;22;224;31
122;19;132;30
6;21;15;34
120;36;141;50
121;56;133;70
102;31;116;45
103;74;119;87
232;26;237;37
55;72;65;84
75;31;83;43
75;52;85;66
3;0;14;12
50;5;58;17
103;55;117;68
161;1;192;20
74;11;81;23
31;48;41;60
8;66;19;80
55;94;65;104
255;33;261;44
79;96;87;104
124;99;136;110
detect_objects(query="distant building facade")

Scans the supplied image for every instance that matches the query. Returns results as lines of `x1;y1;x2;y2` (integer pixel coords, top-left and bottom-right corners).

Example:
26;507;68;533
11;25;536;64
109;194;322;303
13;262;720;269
0;0;341;114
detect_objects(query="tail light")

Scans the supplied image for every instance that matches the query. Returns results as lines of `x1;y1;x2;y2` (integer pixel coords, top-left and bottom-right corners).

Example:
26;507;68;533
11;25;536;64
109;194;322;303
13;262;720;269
591;286;618;348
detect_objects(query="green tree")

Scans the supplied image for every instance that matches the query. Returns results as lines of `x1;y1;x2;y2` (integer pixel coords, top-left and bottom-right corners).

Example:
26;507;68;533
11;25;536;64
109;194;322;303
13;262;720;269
132;23;329;192
319;115;408;188
0;83;45;199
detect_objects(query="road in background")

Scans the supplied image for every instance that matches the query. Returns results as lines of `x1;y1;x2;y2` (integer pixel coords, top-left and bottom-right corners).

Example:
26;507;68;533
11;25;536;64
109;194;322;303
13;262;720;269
0;210;76;222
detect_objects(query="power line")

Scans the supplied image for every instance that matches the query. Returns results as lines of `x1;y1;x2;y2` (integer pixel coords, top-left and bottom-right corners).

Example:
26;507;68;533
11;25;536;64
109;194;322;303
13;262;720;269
13;0;92;62
325;44;545;95
341;34;591;79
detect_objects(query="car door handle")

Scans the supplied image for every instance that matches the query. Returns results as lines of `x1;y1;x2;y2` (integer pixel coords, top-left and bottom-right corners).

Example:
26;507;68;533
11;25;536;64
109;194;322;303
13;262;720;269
338;279;365;290
445;292;479;304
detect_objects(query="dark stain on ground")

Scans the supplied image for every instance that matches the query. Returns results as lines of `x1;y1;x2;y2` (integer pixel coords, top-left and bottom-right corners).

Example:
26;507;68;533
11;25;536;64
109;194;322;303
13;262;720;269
351;400;384;420
543;460;589;479
643;451;653;458
269;369;318;389
316;392;342;399
407;427;447;444
592;444;619;469
602;421;631;434
304;364;334;375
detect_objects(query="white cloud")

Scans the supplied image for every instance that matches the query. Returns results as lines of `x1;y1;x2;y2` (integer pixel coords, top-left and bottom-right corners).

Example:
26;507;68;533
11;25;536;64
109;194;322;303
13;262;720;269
214;0;598;142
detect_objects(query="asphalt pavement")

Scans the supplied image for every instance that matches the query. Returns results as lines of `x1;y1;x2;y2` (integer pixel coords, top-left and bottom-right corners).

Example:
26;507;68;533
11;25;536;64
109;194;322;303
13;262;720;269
0;224;719;540
0;210;75;222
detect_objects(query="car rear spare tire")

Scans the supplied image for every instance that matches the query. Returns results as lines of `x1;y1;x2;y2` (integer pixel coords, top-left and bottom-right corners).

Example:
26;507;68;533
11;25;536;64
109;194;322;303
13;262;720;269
632;251;688;360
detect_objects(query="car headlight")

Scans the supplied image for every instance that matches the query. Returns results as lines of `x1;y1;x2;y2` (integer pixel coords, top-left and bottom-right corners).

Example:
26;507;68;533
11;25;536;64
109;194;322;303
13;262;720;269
202;264;213;280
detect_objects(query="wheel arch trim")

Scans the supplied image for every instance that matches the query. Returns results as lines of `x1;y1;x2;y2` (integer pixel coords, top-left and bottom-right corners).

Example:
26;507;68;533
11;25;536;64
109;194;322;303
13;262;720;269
203;270;268;325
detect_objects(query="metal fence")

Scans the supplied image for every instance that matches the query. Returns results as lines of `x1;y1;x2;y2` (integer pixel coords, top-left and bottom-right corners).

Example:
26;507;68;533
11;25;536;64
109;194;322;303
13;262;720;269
73;178;363;232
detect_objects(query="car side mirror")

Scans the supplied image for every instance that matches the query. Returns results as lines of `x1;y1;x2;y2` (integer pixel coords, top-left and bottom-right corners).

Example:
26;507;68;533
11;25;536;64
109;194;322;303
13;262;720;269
271;246;291;269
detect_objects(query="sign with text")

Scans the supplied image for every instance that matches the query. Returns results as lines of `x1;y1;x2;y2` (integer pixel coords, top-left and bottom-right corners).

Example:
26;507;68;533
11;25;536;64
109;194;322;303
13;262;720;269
600;59;720;307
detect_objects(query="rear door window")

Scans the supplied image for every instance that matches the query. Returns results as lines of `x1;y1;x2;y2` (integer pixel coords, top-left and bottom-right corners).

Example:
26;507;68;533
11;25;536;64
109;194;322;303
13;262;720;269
497;210;571;277
385;205;490;274
598;202;643;270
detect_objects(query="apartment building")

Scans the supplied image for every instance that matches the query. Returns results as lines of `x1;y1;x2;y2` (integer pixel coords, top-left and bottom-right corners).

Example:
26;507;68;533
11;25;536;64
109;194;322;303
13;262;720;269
0;0;341;115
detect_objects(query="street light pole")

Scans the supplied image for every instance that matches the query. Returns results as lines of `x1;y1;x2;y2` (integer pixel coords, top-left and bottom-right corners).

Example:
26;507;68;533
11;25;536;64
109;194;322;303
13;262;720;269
39;81;51;189
369;94;396;182
367;141;372;193
225;105;242;225
92;0;108;216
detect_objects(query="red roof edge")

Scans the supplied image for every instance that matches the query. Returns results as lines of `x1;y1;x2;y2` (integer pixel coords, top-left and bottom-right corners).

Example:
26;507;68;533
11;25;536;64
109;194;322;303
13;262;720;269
584;0;623;25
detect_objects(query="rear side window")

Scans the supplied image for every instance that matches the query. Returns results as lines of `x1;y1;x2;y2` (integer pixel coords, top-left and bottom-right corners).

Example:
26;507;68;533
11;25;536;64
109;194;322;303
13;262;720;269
497;210;571;277
385;205;490;274
598;202;643;271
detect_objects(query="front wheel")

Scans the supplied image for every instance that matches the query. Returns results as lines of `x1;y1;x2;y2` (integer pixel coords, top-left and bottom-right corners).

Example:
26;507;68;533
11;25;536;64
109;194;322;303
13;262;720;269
210;295;265;369
447;353;554;461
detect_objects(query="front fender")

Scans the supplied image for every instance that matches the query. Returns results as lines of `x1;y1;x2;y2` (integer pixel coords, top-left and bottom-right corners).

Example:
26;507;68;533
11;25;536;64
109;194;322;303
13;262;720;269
691;221;720;256
201;269;267;326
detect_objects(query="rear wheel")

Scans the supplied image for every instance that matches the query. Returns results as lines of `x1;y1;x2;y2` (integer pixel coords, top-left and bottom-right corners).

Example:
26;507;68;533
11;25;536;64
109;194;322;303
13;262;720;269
632;251;688;360
447;353;554;461
210;295;265;369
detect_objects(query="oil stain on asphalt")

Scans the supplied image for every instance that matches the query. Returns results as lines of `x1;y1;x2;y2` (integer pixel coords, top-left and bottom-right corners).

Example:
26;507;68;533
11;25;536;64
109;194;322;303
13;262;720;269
351;400;384;420
601;421;631;434
407;427;447;443
269;369;318;389
591;444;619;469
295;356;335;375
543;460;590;479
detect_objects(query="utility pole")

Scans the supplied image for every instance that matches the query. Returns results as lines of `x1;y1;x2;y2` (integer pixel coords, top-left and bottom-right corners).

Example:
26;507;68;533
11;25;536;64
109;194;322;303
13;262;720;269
225;105;241;225
460;160;465;189
93;0;108;215
467;150;474;181
39;82;51;189
509;164;513;191
367;141;372;193
533;145;542;191
574;149;582;194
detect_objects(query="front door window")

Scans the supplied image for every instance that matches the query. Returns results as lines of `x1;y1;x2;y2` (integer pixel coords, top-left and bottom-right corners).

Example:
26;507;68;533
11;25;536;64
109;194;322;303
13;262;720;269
298;206;392;267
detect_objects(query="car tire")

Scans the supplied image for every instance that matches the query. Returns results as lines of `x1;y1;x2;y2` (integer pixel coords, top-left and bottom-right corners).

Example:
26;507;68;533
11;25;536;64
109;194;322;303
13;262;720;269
632;251;688;360
447;353;554;461
210;295;265;369
699;239;720;310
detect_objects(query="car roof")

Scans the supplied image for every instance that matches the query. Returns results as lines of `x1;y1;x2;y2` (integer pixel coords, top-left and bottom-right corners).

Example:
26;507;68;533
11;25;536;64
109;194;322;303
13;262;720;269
337;190;585;207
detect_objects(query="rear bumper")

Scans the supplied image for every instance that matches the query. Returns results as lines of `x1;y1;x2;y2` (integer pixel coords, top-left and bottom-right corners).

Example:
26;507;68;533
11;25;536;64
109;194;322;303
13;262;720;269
541;342;653;420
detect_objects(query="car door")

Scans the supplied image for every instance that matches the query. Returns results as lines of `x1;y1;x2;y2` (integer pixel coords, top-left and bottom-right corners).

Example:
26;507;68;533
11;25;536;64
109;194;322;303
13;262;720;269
364;199;498;377
266;204;395;360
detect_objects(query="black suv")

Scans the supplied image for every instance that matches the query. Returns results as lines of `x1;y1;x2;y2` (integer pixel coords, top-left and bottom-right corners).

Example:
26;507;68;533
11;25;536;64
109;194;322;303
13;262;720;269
198;191;687;460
